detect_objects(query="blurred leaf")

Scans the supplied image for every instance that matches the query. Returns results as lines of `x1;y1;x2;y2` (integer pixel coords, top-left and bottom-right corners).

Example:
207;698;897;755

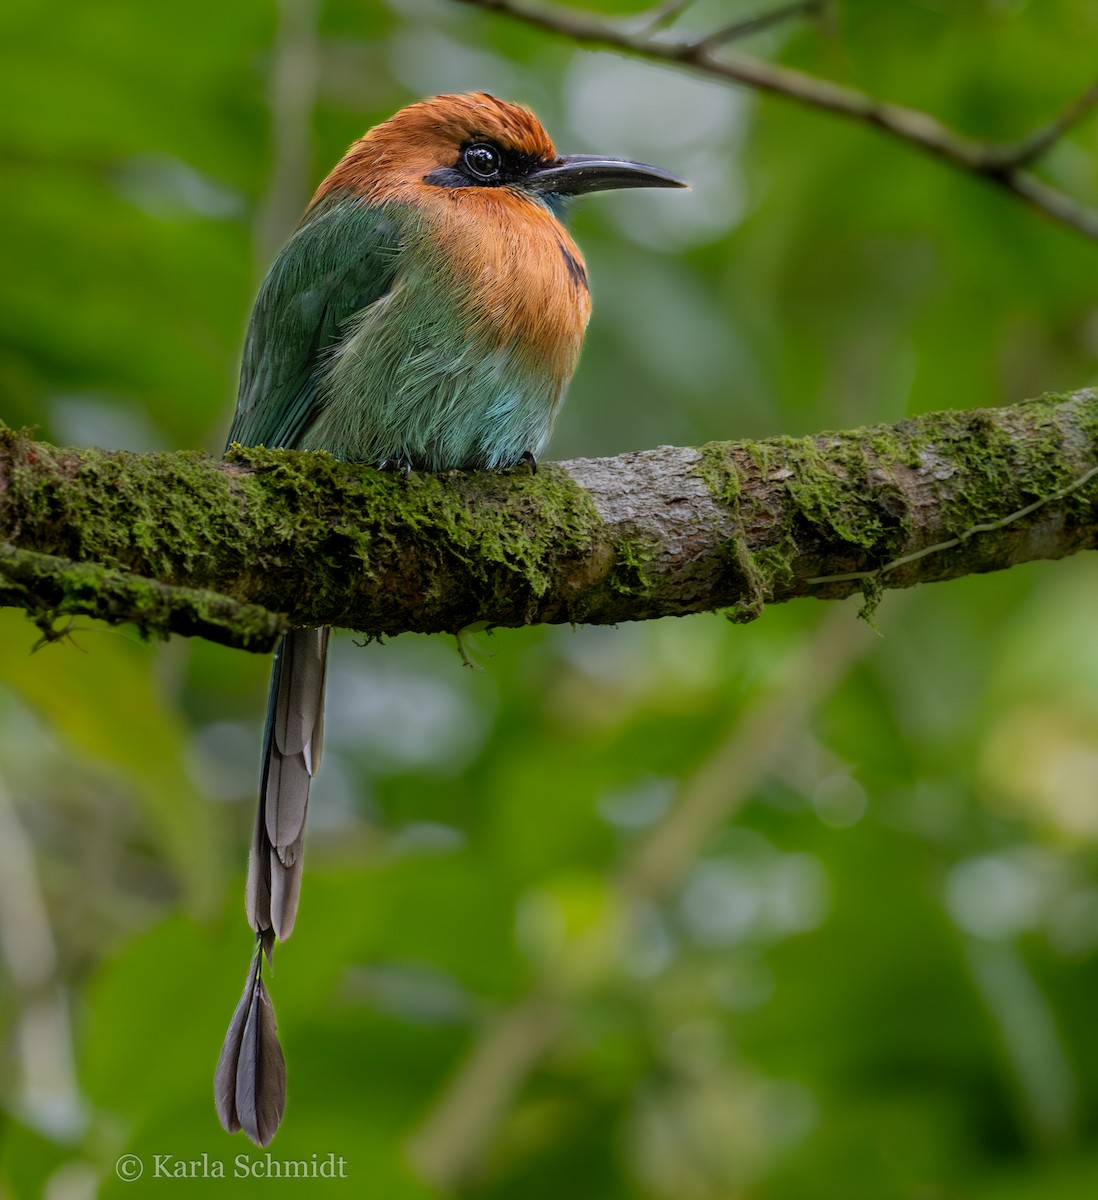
0;610;222;913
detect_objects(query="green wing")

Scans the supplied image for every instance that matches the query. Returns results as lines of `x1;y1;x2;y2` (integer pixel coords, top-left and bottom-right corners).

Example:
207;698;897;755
227;196;405;451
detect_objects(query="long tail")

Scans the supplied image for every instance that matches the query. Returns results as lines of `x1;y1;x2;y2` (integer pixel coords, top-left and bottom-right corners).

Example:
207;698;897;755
215;627;329;1145
248;627;330;941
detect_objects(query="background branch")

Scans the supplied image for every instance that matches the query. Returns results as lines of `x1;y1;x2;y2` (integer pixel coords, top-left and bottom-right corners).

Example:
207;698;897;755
409;603;881;1187
254;0;321;268
452;0;1098;242
696;0;825;49
0;390;1096;648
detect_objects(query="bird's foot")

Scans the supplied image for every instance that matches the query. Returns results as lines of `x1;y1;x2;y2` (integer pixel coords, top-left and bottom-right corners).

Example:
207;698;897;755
377;455;412;476
519;450;537;474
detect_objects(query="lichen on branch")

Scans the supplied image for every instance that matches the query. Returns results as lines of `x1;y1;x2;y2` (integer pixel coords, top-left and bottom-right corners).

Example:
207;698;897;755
0;389;1095;652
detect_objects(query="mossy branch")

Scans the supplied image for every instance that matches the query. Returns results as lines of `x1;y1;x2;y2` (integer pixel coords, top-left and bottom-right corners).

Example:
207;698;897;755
0;544;288;652
1;389;1096;652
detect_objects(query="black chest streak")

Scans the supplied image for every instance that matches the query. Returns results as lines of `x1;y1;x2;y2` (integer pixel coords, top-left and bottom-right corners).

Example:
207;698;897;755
558;243;588;291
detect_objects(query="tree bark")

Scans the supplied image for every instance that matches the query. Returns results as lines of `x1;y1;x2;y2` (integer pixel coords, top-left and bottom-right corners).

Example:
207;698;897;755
1;389;1095;653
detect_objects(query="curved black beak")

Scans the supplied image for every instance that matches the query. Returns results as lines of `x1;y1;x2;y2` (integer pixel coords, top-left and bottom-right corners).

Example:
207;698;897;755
526;153;688;198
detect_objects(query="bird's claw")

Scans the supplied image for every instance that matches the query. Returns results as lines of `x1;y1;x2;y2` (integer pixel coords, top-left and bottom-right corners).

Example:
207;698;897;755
377;456;412;476
519;450;537;474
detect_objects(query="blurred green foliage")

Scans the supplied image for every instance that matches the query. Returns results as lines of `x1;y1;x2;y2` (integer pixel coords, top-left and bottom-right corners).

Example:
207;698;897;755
2;0;1098;1196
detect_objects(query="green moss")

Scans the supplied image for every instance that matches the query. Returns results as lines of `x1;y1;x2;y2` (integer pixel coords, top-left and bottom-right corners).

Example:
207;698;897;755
4;436;240;584
693;441;742;507
692;444;769;622
222;449;610;625
778;433;909;552
744;441;775;478
749;543;797;594
610;536;658;596
694;429;911;560
857;574;886;630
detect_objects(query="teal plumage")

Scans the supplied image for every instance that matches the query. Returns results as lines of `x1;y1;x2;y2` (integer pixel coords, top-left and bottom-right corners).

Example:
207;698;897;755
215;92;685;1147
229;198;403;452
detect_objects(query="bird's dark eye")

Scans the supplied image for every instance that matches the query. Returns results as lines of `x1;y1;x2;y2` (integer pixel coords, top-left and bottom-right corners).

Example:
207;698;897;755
463;142;502;180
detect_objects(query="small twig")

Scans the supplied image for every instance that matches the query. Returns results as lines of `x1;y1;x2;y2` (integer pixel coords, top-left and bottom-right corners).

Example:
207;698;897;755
637;0;695;34
991;76;1098;170
693;0;824;50
451;0;1098;245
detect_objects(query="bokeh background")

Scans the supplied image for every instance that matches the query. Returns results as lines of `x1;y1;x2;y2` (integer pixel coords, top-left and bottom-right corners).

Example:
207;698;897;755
3;0;1098;1196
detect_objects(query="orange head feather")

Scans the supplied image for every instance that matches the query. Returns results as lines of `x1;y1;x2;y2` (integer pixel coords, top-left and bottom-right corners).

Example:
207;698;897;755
310;93;557;208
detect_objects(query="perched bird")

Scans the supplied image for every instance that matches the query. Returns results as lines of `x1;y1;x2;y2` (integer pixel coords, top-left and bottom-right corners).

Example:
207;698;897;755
214;92;685;1145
